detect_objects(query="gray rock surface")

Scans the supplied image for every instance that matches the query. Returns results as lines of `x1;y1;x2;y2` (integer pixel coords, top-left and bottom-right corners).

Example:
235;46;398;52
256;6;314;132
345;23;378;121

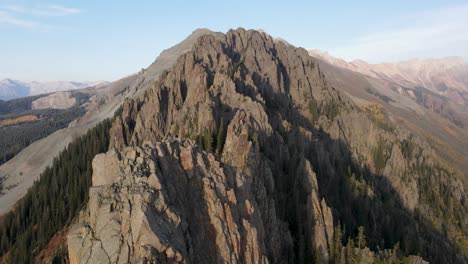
68;139;295;263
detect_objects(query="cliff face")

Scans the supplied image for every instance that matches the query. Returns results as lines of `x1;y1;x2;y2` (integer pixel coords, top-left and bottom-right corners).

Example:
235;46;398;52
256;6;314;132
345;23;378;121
69;29;467;263
69;139;295;263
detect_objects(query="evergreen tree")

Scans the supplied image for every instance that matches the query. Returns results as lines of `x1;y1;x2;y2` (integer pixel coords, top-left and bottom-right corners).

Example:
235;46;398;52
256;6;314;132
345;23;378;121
345;238;355;264
390;242;400;263
357;226;366;249
373;137;388;173
333;223;343;263
202;128;213;152
216;117;225;154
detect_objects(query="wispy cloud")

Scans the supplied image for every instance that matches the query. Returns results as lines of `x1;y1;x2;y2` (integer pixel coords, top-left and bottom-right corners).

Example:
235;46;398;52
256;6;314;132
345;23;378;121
0;3;81;30
47;5;81;16
3;4;81;16
0;10;37;28
331;4;468;63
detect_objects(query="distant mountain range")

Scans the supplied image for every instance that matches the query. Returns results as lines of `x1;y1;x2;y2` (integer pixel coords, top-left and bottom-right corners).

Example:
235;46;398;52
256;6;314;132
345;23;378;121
0;79;106;100
309;50;468;105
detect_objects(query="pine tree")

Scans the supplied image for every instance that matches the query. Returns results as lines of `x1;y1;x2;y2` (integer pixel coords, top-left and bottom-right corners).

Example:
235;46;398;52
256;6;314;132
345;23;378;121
373;137;387;173
357;226;366;249
216;117;225;154
333;223;343;263
345;238;355;264
202;128;213;152
390;242;400;263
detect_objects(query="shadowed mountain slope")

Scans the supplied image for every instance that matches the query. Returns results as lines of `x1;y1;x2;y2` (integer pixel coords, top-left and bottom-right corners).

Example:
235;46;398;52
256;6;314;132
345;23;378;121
309;50;468;182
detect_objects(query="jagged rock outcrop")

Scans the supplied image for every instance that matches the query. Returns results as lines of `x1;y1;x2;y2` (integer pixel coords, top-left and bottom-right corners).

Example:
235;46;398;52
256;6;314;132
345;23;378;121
69;139;294;263
69;28;467;263
295;158;334;262
70;114;337;263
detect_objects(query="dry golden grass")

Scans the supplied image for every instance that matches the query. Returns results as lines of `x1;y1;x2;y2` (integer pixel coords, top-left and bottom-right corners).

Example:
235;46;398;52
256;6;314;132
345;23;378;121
0;115;39;126
359;103;385;120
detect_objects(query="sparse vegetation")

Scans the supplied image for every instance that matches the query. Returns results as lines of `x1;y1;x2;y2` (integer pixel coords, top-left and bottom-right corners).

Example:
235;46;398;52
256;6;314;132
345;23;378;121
322;100;340;120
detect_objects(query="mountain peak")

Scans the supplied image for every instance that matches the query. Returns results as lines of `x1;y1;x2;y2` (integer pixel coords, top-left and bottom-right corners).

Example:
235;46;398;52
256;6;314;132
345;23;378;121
191;28;214;35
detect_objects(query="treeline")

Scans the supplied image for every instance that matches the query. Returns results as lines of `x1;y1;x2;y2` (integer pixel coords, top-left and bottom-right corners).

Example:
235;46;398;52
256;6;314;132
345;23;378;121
0;106;86;166
0;119;112;263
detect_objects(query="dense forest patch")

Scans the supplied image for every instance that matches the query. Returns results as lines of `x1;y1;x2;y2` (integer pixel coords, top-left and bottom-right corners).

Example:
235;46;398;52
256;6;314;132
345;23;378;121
0;119;111;263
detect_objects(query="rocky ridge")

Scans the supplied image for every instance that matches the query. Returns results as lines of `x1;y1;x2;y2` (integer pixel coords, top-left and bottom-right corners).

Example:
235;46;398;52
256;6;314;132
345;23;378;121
69;29;467;263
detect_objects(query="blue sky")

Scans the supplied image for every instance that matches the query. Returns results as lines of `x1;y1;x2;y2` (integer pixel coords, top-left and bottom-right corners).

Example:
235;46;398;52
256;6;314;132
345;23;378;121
1;0;467;81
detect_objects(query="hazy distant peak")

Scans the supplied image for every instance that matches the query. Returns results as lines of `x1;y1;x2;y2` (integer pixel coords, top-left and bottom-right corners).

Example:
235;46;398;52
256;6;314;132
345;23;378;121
0;79;105;100
308;49;468;103
444;56;465;63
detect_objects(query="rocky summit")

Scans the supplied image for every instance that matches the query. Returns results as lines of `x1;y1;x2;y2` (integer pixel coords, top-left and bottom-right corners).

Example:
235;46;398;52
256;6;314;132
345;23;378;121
66;29;467;263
